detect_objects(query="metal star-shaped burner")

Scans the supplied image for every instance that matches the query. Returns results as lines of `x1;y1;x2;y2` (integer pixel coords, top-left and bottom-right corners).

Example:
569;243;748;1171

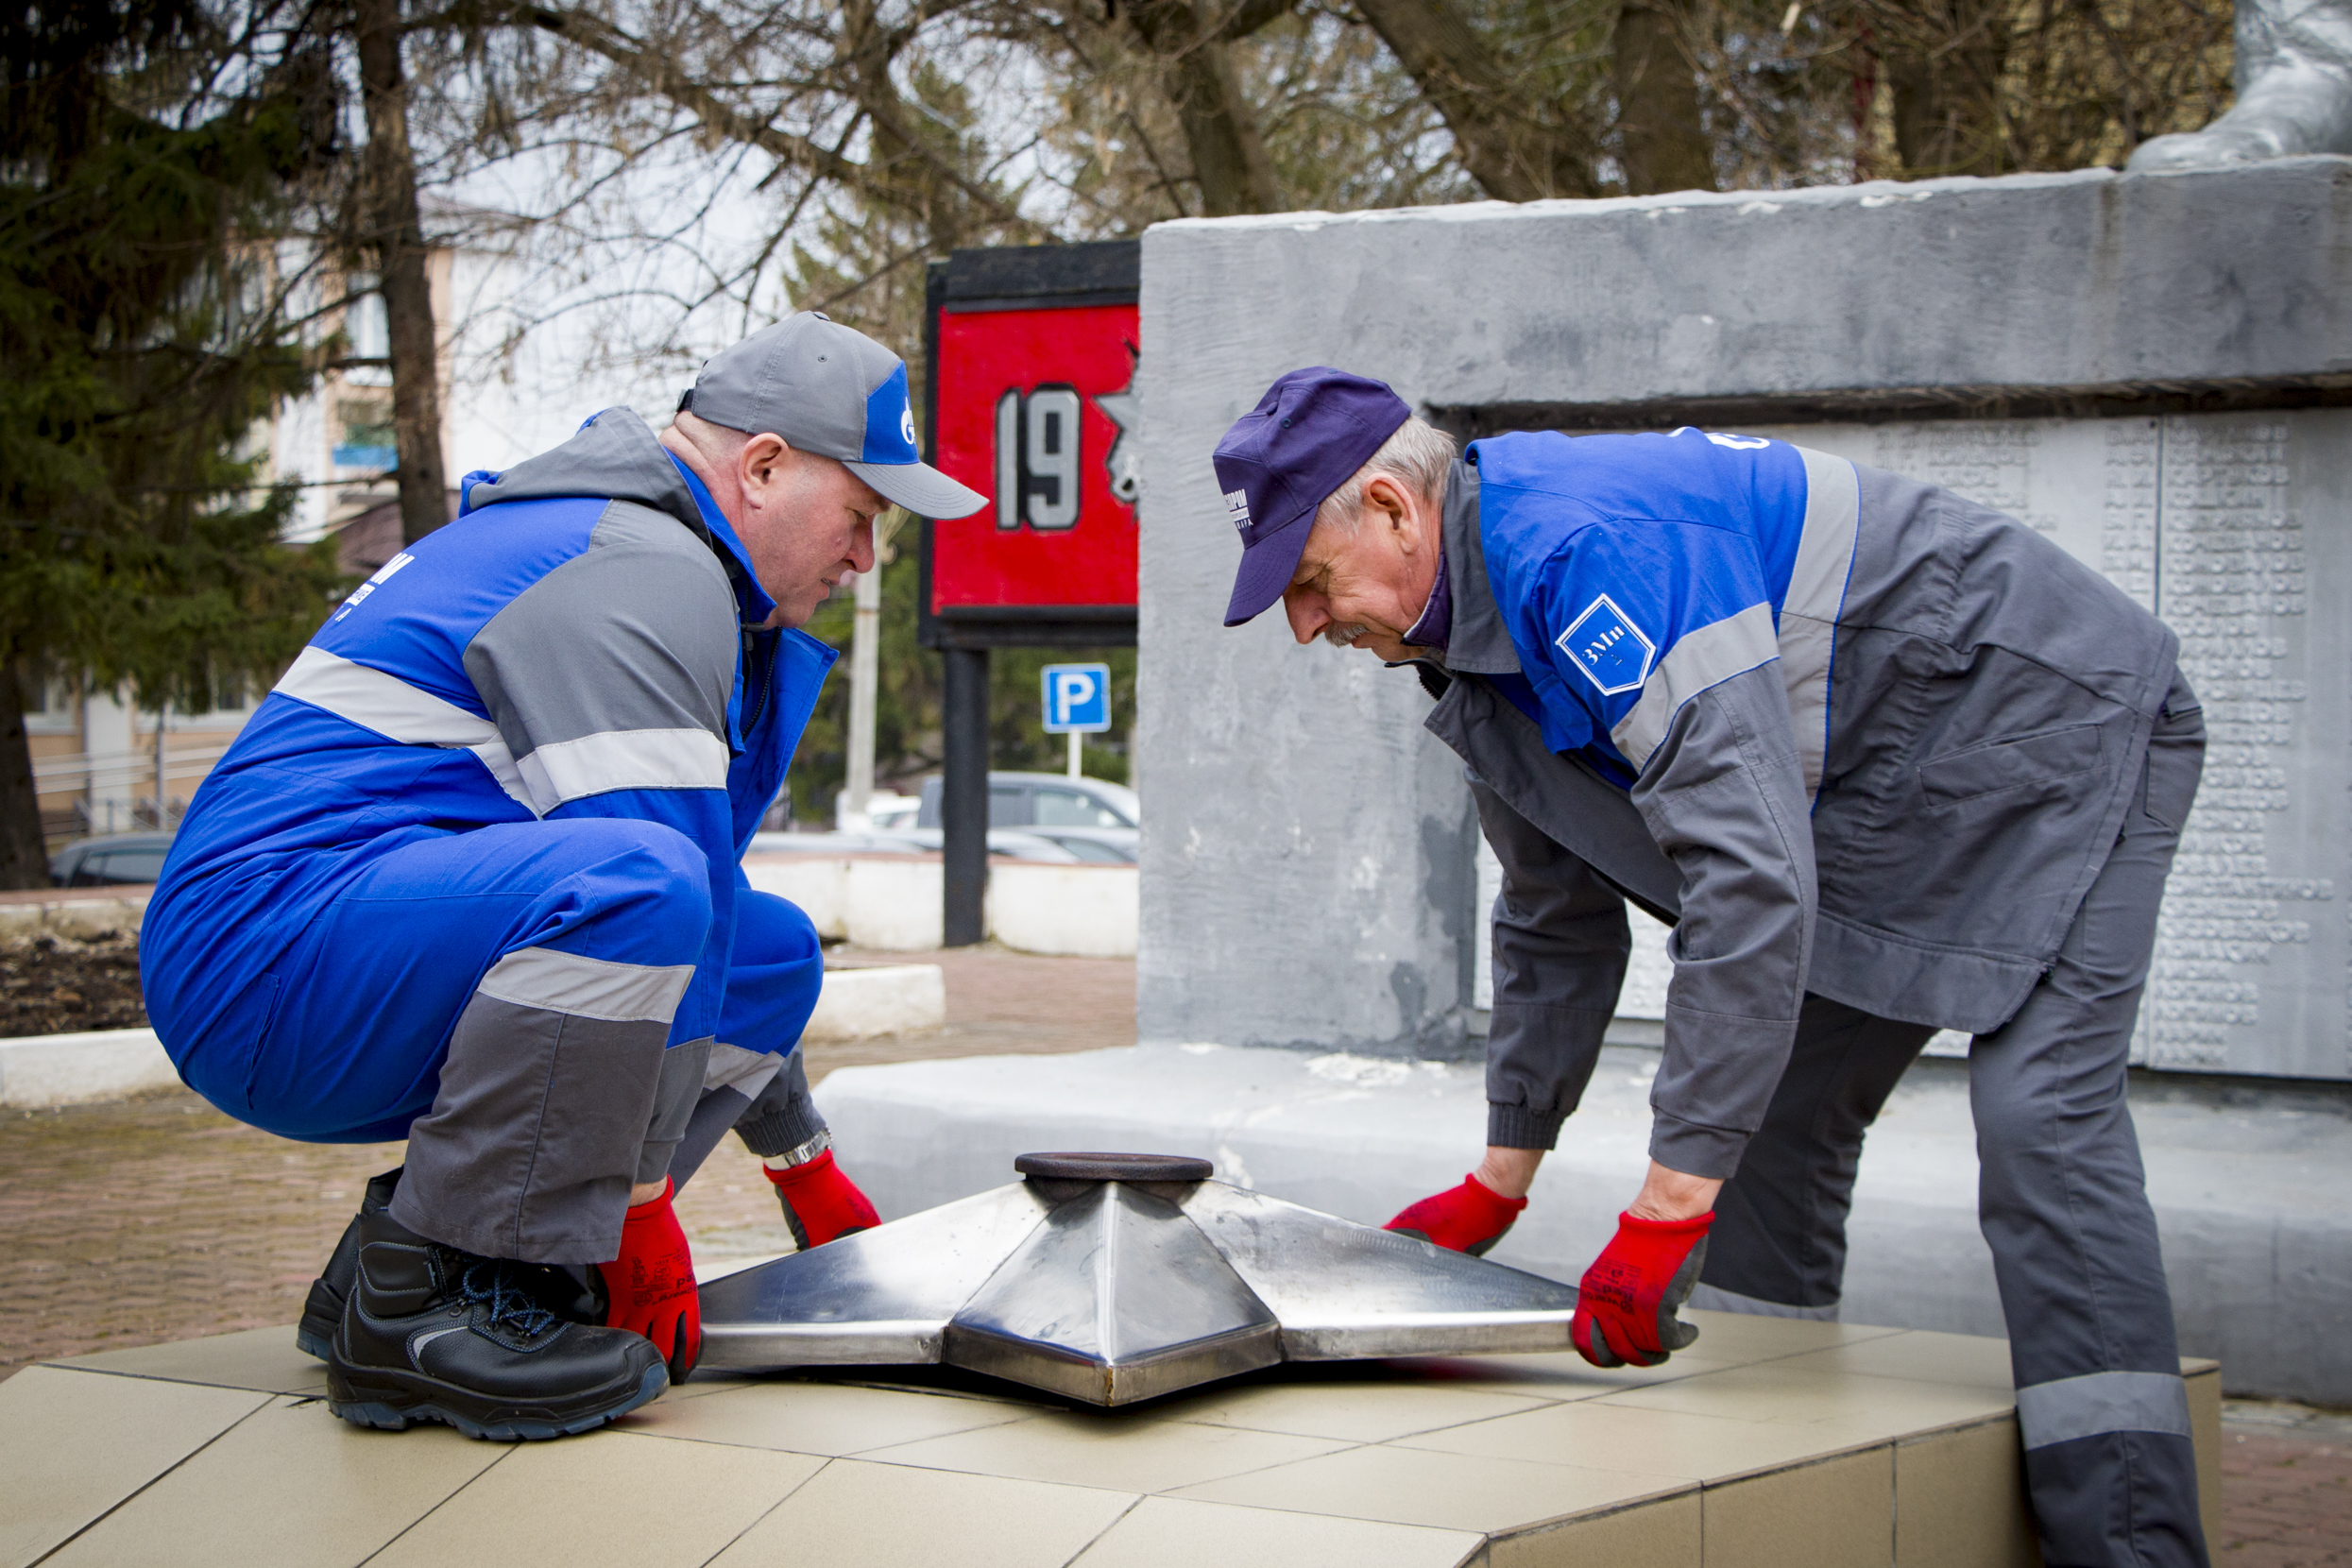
697;1152;1579;1406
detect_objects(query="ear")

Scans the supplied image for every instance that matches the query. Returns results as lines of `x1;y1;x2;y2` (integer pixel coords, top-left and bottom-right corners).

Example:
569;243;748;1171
1363;475;1417;549
741;434;792;494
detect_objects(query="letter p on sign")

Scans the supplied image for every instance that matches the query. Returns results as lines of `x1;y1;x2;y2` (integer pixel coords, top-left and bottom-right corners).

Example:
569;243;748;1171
1041;663;1112;733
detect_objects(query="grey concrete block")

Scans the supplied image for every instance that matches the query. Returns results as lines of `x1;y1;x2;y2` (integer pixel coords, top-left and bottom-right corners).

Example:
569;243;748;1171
815;1045;2352;1404
1134;159;2352;1081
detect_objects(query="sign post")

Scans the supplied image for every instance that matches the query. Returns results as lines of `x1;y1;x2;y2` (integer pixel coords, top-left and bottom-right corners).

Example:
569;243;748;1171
922;241;1140;943
1041;662;1113;777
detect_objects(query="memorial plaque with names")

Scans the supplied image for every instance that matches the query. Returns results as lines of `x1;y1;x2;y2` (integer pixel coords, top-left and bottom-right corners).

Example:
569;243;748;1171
1749;412;2349;1081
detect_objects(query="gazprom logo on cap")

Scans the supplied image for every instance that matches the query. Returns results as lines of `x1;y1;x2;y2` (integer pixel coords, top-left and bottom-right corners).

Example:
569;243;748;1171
861;362;920;465
1557;594;1656;697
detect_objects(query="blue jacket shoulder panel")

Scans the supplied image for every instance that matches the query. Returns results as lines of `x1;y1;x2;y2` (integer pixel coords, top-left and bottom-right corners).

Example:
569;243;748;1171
1471;431;1808;769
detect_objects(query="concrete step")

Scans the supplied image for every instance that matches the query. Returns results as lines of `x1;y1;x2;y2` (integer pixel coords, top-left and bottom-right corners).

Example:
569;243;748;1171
0;963;946;1109
812;1040;2352;1406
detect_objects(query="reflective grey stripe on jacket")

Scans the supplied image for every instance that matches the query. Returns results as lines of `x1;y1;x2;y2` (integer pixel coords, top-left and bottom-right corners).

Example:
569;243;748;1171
1425;452;2179;1173
270;422;740;819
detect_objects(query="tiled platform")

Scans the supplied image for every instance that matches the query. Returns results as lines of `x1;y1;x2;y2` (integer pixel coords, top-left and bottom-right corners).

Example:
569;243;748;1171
3;1311;2219;1568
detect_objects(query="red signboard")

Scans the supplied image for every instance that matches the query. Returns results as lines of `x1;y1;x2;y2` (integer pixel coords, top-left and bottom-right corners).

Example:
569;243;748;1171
929;303;1140;612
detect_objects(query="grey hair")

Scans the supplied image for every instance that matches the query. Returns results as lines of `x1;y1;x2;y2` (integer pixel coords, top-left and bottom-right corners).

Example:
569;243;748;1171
1313;416;1458;533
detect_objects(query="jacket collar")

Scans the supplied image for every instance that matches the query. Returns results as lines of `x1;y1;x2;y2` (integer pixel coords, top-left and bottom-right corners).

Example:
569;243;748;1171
666;454;778;628
1437;454;1522;677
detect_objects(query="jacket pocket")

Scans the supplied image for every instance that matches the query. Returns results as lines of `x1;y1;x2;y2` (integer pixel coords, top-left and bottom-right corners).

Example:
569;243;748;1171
1919;724;2104;807
2140;702;2204;831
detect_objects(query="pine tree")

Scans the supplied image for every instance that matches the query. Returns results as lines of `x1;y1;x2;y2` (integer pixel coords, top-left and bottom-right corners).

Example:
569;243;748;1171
0;0;348;886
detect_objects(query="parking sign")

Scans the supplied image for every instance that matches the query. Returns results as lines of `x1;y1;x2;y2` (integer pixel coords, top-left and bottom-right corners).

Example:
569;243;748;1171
1041;664;1112;733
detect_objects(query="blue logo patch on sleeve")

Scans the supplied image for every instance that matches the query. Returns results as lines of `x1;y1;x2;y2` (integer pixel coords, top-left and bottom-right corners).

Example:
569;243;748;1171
1556;595;1657;697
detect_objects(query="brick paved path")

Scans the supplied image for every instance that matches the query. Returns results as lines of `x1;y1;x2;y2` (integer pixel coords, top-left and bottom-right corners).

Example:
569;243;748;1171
0;945;1133;1381
2218;1412;2352;1568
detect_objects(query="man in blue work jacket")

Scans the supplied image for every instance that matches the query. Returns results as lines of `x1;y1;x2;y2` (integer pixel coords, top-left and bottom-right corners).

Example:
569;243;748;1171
1216;368;2206;1568
142;314;985;1440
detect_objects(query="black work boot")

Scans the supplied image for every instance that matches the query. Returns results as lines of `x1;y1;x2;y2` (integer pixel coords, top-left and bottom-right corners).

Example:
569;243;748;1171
326;1211;666;1440
299;1167;606;1361
298;1167;404;1359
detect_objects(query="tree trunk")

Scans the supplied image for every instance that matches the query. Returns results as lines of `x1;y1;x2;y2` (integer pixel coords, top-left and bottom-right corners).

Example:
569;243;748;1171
1884;1;2009;177
355;0;451;547
1355;0;1601;199
1612;1;1716;195
1167;35;1281;215
0;669;54;890
1124;1;1283;216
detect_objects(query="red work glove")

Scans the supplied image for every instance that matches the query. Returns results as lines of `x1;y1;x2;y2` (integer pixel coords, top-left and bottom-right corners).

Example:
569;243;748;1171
1571;1210;1713;1369
597;1177;700;1384
764;1149;880;1250
1384;1173;1528;1257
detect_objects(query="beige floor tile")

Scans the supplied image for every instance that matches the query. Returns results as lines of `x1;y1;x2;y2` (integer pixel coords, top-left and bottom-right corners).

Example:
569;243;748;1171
367;1428;821;1568
1673;1311;1904;1365
1171;1440;1690;1536
50;1325;329;1397
1392;1398;1871;1483
1489;1492;1701;1568
1595;1362;2014;1434
1892;1418;2038;1568
1149;1380;1552;1442
42;1396;503;1568
2187;1365;2221;1552
1068;1496;1480;1568
0;1366;268;1568
618;1378;1035;1455
1701;1447;1893;1568
857;1410;1351;1494
1377;1350;1741;1403
707;1457;1136;1568
1762;1331;2015;1392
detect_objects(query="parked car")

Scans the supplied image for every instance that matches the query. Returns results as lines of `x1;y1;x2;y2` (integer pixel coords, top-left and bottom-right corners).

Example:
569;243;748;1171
1022;827;1136;863
913;773;1139;861
50;831;175;888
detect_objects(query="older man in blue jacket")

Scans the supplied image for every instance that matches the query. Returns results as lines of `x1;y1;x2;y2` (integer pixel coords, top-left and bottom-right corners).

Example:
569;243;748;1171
143;314;984;1440
1216;367;2206;1568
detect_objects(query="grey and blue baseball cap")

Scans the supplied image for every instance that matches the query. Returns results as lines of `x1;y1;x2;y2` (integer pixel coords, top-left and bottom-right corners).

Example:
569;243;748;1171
1215;367;1411;626
681;312;986;520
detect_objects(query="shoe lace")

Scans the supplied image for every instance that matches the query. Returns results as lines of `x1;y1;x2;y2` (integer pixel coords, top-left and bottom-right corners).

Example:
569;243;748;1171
451;1256;559;1338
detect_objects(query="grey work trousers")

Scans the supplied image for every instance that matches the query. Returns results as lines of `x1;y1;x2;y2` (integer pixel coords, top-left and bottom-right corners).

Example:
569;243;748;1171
1699;685;2207;1568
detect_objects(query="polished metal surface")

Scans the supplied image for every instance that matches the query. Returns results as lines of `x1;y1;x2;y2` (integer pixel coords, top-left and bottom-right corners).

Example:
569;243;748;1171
698;1152;1582;1405
946;1181;1282;1405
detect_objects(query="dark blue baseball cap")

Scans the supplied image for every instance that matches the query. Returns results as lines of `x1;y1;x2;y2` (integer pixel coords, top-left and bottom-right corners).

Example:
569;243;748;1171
1215;367;1411;626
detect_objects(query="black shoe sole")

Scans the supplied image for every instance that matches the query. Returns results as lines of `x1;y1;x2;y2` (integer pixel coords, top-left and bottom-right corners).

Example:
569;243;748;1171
326;1359;667;1441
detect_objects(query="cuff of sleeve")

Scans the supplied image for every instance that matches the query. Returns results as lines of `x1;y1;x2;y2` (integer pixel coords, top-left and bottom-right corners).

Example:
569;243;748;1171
1488;1100;1569;1150
1647;1111;1750;1181
734;1050;826;1157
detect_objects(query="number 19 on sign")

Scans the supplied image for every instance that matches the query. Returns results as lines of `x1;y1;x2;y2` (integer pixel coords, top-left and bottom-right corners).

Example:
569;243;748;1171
1041;662;1112;778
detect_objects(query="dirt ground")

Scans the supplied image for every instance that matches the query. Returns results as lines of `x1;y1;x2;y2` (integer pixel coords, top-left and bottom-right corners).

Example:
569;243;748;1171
0;930;146;1035
1;939;2345;1559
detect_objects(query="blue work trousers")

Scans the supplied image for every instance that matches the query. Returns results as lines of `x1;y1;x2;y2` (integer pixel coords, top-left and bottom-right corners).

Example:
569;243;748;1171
157;818;823;1265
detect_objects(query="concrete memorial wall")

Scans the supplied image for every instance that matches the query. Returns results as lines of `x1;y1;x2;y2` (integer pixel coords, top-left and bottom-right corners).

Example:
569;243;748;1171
1135;159;2352;1083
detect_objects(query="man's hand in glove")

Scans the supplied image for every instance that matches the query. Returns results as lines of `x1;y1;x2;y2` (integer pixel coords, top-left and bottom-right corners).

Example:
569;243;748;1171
765;1147;881;1250
1385;1173;1529;1256
598;1176;700;1383
1572;1209;1713;1369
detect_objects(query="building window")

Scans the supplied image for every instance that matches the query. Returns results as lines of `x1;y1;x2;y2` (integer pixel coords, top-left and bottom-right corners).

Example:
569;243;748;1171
334;397;397;472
